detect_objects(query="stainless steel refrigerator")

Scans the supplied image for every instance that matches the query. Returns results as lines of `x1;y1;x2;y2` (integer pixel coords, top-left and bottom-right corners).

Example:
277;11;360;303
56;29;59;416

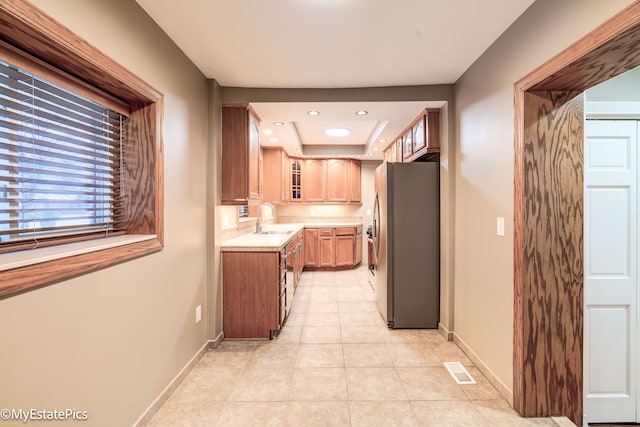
372;161;439;329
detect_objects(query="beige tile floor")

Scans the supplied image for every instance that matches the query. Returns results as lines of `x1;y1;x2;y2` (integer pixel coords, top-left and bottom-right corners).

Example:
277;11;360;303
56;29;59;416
149;267;568;427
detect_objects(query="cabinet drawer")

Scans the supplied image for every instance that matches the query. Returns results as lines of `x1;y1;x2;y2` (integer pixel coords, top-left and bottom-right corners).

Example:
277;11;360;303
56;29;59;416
318;228;334;236
335;227;355;236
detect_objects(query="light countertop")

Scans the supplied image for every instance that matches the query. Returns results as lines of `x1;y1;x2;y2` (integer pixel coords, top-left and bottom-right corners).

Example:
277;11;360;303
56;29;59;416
221;222;363;252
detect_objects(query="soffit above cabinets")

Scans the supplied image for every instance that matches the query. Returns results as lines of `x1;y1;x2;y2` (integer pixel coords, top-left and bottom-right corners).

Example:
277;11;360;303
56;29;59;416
251;101;445;159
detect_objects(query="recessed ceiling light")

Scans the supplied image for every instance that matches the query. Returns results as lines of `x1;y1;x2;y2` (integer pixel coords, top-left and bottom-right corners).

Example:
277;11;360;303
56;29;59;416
378;138;387;143
325;128;350;137
273;121;285;126
263;129;273;135
307;110;320;116
270;138;279;143
355;110;368;116
373;147;379;151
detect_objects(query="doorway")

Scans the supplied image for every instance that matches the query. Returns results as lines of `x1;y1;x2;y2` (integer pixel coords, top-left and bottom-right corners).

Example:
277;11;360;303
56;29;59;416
513;3;640;426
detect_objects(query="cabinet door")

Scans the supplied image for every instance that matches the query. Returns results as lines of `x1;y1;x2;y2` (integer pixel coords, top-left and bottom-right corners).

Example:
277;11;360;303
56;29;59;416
395;139;403;162
303;159;326;202
248;111;262;200
222;252;279;339
349;160;361;202
281;150;289;202
426;109;440;151
262;148;283;203
403;130;413;160
290;159;302;202
221;105;263;204
335;234;355;267
296;231;304;283
222;106;249;204
412;115;426;154
355;229;362;265
318;229;335;267
326;159;349;202
304;228;318;267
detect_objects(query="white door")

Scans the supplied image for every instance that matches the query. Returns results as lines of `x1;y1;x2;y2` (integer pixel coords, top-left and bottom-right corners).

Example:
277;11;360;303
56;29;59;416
584;120;638;424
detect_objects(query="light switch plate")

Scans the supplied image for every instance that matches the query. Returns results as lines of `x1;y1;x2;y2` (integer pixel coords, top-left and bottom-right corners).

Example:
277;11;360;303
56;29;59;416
497;217;505;237
195;305;202;324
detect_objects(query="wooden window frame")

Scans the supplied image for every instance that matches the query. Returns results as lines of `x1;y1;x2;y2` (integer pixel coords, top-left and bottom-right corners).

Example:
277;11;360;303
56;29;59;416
0;0;164;298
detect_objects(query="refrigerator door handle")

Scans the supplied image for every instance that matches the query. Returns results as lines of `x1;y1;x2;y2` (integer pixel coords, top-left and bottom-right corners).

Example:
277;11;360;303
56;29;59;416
373;190;380;259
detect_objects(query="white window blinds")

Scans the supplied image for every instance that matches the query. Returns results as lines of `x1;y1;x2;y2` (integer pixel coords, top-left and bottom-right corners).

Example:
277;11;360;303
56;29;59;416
0;59;127;251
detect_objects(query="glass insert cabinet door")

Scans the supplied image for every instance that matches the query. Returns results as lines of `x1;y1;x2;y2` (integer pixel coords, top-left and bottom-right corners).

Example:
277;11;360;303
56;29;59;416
413;116;426;152
403;131;413;159
290;159;301;201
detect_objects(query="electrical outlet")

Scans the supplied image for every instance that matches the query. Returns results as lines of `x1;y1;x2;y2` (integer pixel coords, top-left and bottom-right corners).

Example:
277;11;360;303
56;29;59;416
195;305;202;324
497;217;505;237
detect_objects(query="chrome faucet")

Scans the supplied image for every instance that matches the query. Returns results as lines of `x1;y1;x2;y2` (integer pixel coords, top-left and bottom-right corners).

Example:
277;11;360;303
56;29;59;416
255;202;275;233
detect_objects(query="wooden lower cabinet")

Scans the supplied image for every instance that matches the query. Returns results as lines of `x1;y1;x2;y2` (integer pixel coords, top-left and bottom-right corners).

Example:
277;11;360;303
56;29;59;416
355;226;362;264
222;251;282;339
304;228;318;267
295;231;304;286
335;234;355;267
335;227;354;267
318;229;335;267
304;226;362;269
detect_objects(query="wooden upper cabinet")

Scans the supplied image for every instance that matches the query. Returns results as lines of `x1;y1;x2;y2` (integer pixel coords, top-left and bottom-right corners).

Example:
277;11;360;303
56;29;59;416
249;112;261;199
263;147;289;203
326;159;349;202
349;160;361;202
381;108;440;163
425;109;440;152
303;159;326;202
403;130;413;160
290;158;302;202
281;150;290;202
264;154;360;204
222;104;262;204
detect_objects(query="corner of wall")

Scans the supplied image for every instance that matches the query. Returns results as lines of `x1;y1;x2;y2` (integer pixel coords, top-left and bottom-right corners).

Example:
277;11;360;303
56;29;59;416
208;79;223;341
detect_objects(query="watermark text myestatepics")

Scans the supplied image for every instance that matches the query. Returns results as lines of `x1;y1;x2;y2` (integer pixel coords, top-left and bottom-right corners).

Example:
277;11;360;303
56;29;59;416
0;408;88;423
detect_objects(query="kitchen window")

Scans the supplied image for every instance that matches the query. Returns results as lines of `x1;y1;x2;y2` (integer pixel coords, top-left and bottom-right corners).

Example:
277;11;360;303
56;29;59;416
0;0;164;297
0;59;127;252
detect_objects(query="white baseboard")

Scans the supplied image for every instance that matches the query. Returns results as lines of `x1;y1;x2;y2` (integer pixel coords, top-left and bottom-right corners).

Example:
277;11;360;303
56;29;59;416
453;332;513;407
438;322;454;341
133;339;215;426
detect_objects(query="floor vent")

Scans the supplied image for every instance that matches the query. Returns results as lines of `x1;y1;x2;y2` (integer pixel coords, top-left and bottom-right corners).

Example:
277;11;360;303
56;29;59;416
443;361;476;385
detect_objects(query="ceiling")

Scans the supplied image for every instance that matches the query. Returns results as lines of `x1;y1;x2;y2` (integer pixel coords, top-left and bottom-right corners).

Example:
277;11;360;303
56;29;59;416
135;0;535;158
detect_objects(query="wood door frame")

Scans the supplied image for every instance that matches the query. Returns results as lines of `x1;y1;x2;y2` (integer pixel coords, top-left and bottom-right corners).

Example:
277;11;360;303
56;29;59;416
513;3;640;425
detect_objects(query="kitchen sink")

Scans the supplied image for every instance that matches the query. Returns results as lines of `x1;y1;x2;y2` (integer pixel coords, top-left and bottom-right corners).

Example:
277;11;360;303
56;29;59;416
254;230;294;235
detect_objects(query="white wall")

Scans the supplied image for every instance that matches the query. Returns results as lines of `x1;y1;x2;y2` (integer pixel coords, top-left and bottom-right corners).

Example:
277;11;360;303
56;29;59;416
0;1;210;425
453;0;635;394
587;67;640;102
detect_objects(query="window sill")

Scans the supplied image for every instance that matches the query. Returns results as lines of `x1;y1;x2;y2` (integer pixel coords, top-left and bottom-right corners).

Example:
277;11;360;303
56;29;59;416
0;235;157;272
0;235;162;298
